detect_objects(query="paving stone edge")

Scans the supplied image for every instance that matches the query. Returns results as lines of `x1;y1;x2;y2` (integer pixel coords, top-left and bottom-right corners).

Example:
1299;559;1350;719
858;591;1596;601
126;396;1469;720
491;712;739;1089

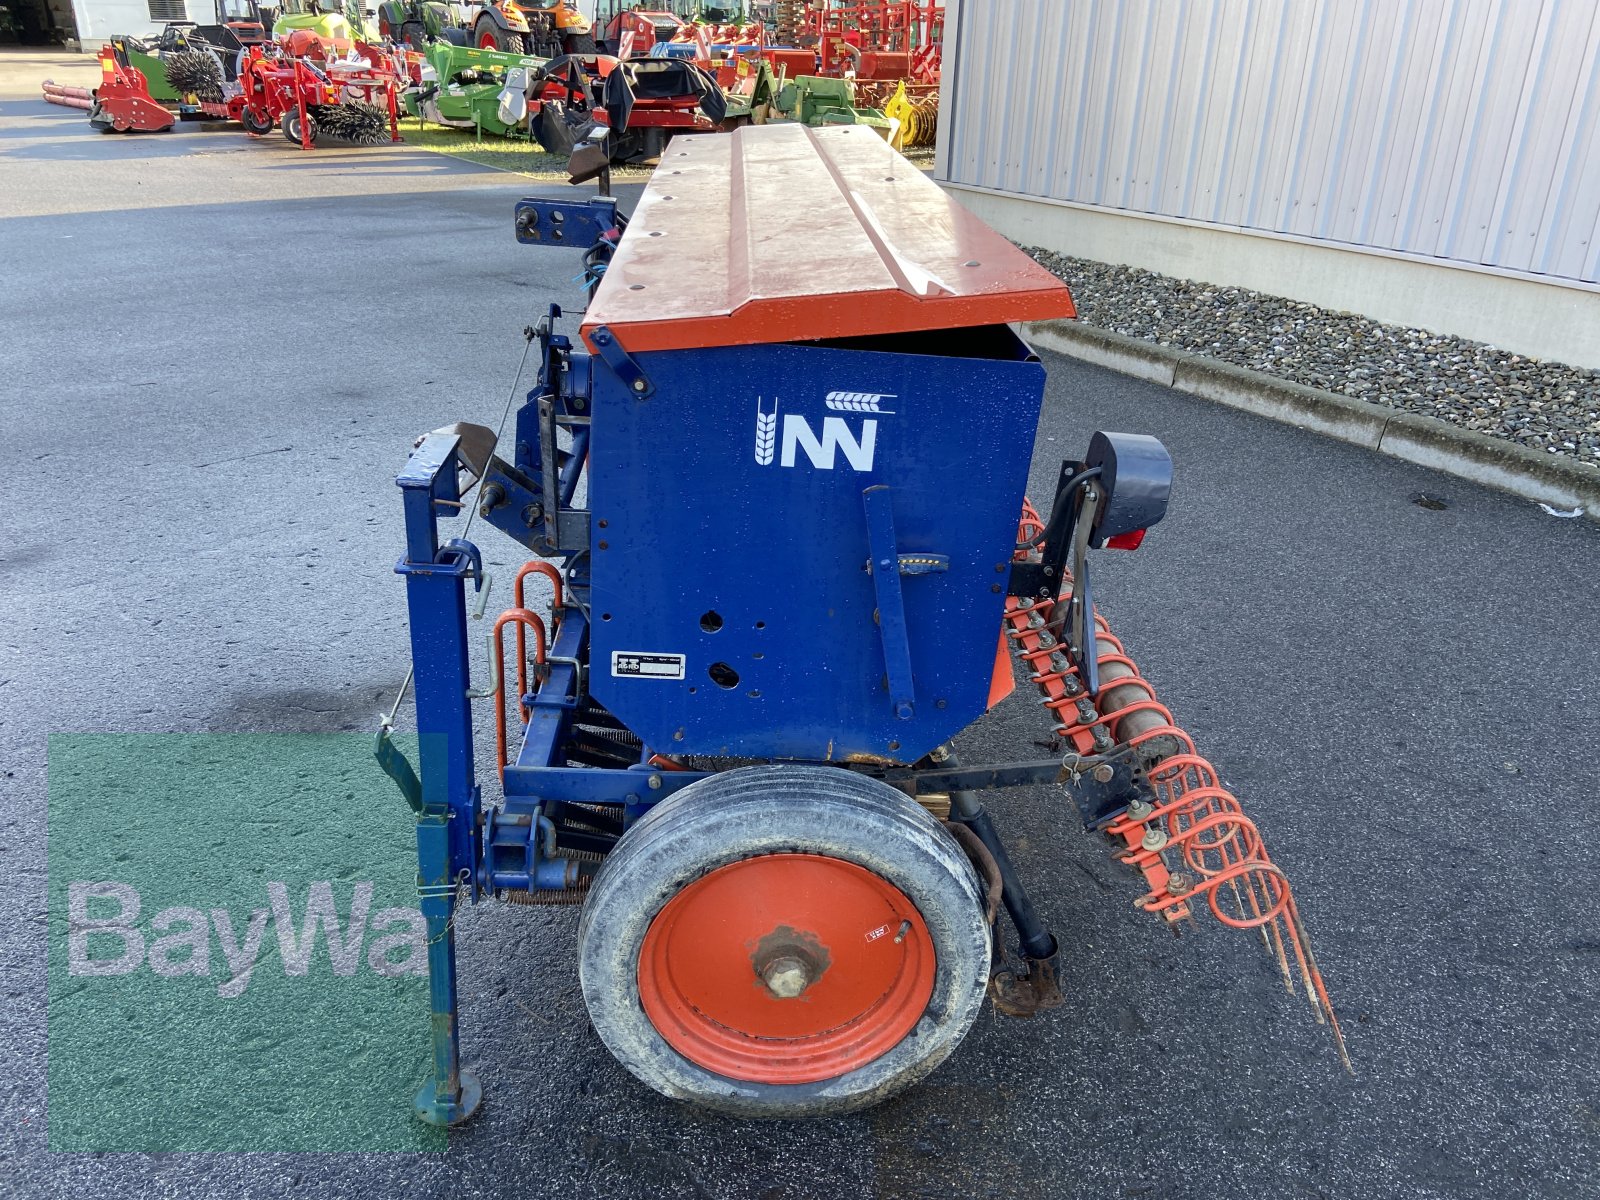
1026;319;1600;523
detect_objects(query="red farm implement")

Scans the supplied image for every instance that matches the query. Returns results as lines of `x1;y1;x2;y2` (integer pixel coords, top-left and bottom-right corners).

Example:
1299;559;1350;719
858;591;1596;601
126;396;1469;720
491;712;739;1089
532;53;726;165
85;38;177;133
205;43;401;147
805;1;943;81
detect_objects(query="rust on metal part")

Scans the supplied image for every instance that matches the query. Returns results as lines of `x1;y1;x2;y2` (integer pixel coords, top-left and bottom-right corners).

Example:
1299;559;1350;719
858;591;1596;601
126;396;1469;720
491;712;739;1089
990;954;1065;1018
500;879;591;905
945;821;1002;926
580;123;1077;354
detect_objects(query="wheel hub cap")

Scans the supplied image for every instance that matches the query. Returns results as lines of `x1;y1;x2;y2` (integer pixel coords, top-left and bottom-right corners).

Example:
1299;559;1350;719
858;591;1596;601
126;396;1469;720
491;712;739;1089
637;853;936;1084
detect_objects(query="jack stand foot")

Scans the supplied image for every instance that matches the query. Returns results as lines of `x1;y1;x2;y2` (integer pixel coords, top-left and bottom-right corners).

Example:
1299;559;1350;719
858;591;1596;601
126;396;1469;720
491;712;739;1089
414;1070;483;1127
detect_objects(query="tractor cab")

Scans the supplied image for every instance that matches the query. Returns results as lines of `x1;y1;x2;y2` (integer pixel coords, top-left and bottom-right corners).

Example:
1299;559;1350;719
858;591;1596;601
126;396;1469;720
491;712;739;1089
598;8;684;58
216;0;269;36
270;0;372;43
190;0;273;53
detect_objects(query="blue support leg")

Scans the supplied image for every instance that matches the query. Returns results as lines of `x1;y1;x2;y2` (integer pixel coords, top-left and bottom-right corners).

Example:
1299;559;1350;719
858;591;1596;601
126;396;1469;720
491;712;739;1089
396;431;487;1127
413;817;482;1125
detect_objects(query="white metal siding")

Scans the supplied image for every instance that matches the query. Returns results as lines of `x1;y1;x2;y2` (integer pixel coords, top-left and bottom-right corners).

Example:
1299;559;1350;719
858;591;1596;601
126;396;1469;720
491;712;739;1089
940;0;1600;286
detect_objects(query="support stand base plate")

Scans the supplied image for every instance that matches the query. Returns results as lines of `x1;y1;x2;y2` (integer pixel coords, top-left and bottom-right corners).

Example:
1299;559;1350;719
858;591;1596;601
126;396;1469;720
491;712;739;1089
414;1070;483;1127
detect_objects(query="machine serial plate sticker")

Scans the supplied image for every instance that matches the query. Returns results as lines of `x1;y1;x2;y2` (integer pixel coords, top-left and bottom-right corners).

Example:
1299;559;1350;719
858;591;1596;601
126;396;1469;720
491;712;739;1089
611;652;687;681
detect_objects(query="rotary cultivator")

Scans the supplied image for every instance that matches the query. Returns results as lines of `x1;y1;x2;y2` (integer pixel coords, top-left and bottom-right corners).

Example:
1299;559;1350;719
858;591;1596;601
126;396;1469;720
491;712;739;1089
209;43;401;146
83;39;176;133
378;123;1347;1124
43;4;403;149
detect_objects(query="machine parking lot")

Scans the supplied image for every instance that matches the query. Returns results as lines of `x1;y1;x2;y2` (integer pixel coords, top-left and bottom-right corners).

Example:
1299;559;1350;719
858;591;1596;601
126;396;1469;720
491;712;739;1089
4;84;1599;1200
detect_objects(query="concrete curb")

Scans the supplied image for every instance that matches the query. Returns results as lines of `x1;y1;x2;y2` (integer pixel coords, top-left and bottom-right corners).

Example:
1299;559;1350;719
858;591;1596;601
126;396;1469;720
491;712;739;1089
1026;319;1600;522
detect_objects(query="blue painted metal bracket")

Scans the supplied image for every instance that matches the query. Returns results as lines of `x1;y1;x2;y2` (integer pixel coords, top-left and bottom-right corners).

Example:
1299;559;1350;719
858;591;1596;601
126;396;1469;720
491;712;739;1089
862;485;917;721
588;325;653;398
514;195;620;247
484;606;711;892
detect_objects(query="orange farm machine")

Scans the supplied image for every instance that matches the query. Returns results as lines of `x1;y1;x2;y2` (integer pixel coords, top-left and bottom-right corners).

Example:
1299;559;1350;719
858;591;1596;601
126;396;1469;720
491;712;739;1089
806;0;942;81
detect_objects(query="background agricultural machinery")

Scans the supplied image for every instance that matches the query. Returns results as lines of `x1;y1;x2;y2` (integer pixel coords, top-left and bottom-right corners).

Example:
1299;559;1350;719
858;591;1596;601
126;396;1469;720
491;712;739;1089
379;123;1344;1125
401;44;722;160
225;42;400;144
378;0;595;54
83;37;175;131
42;0;945;158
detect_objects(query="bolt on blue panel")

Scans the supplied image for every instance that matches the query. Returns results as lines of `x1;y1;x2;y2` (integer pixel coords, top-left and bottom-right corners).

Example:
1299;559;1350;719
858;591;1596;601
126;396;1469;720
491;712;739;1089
588;326;1046;762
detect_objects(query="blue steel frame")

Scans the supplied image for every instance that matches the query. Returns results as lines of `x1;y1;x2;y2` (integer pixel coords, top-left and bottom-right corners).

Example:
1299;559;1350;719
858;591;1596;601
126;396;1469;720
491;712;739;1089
389;321;715;1125
392;431;485;1125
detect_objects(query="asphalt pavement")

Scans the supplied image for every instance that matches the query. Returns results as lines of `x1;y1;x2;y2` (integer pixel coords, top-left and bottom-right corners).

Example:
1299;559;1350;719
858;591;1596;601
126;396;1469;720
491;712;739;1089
3;93;1599;1200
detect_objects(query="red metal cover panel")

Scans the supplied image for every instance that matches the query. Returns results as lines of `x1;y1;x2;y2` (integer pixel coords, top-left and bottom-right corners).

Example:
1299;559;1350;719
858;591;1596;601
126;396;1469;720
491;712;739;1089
580;123;1076;352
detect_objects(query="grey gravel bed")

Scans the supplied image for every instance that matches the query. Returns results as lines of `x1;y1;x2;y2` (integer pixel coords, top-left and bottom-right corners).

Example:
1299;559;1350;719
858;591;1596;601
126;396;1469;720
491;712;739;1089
1024;249;1600;467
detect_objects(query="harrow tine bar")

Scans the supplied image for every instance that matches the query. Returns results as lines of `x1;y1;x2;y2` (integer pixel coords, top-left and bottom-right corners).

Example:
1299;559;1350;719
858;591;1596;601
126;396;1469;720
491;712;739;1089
1005;503;1349;1069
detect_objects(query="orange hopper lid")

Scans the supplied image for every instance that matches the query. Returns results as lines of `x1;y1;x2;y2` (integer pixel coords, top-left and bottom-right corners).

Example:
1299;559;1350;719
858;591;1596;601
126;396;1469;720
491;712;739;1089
580;123;1076;354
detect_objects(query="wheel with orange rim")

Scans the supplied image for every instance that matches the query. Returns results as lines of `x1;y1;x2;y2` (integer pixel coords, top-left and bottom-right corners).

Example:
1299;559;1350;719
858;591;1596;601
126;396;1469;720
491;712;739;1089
578;765;991;1117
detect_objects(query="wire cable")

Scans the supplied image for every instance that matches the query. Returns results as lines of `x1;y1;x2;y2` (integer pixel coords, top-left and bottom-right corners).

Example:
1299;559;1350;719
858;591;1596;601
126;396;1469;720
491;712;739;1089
1017;465;1102;550
381;334;538;733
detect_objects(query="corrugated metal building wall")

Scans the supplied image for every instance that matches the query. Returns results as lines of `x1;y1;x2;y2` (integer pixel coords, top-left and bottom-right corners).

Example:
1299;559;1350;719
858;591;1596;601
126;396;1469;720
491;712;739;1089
939;0;1600;295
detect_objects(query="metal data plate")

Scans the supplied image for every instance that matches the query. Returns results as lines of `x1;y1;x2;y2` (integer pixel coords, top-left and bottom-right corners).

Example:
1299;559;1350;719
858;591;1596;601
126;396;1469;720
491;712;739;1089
587;328;1047;762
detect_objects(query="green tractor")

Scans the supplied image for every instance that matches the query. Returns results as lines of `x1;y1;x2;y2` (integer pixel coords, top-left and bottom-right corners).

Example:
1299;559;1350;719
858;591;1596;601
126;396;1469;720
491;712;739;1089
267;0;376;42
377;0;472;49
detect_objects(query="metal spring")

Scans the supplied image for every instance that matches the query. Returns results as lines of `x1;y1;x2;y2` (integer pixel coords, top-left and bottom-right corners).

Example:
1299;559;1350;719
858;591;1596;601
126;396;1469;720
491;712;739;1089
499;877;593;906
1006;500;1350;1069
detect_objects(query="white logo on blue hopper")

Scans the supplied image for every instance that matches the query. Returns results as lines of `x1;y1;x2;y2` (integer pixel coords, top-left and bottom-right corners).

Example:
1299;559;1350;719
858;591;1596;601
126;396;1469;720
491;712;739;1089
825;391;896;414
754;392;895;472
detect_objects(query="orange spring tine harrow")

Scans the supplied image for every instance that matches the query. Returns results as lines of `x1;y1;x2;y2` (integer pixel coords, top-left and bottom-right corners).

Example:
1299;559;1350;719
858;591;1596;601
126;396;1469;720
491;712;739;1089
511;560;565;725
1008;502;1351;1070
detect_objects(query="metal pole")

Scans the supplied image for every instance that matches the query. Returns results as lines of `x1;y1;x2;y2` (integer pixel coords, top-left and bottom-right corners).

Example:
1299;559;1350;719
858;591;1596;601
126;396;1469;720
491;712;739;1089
397;439;485;1126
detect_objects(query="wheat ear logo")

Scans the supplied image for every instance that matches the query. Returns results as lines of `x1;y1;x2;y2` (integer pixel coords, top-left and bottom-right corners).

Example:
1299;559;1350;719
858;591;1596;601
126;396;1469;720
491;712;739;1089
754;396;778;466
825;391;896;414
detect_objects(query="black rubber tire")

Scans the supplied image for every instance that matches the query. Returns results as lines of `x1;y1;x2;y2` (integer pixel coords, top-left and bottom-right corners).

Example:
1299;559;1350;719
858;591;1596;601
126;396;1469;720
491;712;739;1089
240;106;273;136
280;108;317;146
577;765;991;1118
474;16;510;51
399;20;429;50
561;31;596;54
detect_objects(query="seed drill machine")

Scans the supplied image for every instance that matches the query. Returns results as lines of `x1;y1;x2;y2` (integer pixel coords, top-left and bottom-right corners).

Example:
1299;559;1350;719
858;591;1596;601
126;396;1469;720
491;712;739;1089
382;124;1345;1121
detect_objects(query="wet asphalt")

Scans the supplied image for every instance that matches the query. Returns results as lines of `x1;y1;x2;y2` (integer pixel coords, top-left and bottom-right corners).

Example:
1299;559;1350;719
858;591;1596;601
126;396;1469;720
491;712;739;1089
3;100;1599;1200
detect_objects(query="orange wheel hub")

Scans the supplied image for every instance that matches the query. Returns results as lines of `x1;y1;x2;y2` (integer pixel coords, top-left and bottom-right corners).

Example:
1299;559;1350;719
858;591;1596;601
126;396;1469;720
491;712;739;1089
637;853;936;1085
